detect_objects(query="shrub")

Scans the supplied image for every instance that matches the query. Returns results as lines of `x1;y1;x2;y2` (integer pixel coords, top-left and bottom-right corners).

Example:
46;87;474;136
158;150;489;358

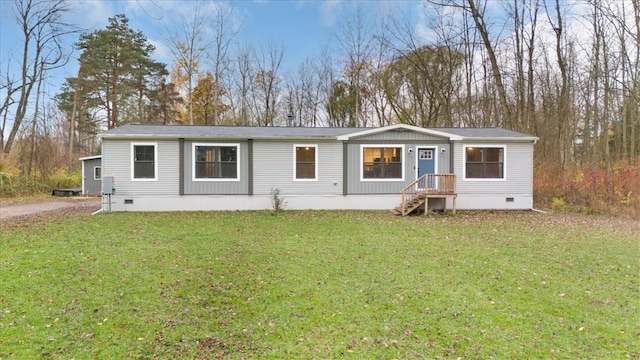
534;159;640;218
551;197;567;212
48;167;81;190
270;188;286;213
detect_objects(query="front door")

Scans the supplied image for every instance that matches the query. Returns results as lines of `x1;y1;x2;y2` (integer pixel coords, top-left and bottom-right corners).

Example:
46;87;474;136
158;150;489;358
417;147;436;189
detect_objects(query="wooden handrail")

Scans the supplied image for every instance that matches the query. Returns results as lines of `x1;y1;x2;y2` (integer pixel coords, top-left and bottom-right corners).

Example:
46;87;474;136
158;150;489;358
401;174;456;216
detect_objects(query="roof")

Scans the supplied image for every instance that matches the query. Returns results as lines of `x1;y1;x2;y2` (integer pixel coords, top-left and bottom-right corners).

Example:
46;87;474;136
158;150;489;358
100;124;358;139
79;155;102;161
100;123;538;141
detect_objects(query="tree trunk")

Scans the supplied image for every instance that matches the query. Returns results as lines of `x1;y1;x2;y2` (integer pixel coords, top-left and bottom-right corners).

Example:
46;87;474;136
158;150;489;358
466;0;512;127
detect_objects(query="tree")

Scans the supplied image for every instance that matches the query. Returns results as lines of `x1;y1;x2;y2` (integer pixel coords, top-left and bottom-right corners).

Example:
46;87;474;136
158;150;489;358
1;0;74;156
249;43;285;126
326;80;358;127
208;3;238;126
146;78;183;125
334;3;376;127
191;73;229;125
380;45;464;127
73;14;167;129
165;3;211;125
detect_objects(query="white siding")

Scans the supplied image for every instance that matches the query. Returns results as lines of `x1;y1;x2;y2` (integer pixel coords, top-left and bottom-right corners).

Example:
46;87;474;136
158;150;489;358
454;141;534;196
103;139;179;196
253;141;343;195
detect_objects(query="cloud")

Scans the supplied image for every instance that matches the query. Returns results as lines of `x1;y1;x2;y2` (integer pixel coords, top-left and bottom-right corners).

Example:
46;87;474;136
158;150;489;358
148;38;172;60
320;0;341;26
69;0;115;31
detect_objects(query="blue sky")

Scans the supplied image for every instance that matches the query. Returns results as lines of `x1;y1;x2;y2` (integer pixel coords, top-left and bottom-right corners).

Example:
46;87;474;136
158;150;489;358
0;0;419;95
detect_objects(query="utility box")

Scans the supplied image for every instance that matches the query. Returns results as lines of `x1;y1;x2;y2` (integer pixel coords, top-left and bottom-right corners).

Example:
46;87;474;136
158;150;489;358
102;176;115;195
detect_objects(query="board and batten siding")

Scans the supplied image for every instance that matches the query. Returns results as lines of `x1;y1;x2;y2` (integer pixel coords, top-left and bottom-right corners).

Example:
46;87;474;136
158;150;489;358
454;141;534;195
346;143;451;194
102;139;179;196
253;141;343;195
352;130;445;142
182;141;249;195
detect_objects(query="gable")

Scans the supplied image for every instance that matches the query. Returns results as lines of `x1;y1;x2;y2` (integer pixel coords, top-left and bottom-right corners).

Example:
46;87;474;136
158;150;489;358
349;129;448;142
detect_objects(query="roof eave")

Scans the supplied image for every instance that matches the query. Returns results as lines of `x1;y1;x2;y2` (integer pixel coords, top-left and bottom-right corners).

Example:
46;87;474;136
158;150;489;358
78;155;102;161
99;134;340;141
455;136;540;142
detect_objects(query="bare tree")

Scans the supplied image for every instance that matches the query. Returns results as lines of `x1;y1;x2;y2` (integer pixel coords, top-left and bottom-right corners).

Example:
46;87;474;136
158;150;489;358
1;0;74;156
207;3;238;125
229;43;256;125
249;43;284;126
334;3;376;126
165;3;212;125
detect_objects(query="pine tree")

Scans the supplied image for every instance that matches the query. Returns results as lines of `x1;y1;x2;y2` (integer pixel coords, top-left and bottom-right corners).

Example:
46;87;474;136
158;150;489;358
74;14;167;129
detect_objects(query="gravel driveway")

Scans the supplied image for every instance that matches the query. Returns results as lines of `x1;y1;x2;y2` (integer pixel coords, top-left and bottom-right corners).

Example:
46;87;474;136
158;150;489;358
0;198;102;221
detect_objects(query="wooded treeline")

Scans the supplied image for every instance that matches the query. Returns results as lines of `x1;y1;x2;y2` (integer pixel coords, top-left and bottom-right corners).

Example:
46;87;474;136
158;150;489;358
1;0;638;213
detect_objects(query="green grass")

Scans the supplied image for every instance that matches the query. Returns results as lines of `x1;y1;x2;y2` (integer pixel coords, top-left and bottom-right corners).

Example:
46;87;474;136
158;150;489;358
1;211;638;359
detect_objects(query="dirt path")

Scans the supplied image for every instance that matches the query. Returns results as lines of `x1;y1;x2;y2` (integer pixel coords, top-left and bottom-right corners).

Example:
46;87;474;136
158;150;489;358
0;198;101;221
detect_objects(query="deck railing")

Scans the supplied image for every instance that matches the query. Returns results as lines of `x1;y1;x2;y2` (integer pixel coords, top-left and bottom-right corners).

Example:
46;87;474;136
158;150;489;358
401;174;456;215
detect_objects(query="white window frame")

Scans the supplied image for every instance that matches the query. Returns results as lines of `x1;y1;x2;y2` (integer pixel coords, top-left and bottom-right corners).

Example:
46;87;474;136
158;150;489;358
131;142;158;181
462;144;507;181
192;142;241;182
293;144;318;181
360;144;405;182
93;166;102;180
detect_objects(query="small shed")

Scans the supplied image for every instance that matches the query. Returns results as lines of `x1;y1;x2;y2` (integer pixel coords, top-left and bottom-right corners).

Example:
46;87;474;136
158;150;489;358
79;155;102;196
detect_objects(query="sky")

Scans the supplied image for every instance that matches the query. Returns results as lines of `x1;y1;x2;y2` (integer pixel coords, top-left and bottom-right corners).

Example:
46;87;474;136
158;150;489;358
1;0;635;126
0;0;419;98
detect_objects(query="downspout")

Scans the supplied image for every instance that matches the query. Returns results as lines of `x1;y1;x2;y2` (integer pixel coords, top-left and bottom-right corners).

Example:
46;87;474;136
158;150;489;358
81;159;86;195
248;139;253;196
449;139;454;174
179;138;184;196
343;141;348;196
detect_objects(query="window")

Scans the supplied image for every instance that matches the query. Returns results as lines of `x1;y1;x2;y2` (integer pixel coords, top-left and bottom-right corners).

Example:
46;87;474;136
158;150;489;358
193;143;239;181
294;145;317;180
362;146;404;180
465;146;505;179
93;166;102;180
419;149;433;160
132;143;157;180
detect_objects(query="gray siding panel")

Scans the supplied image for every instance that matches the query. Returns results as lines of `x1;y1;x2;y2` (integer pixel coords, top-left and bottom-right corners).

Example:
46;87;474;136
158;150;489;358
82;158;102;195
182;141;249;195
346;143;451;194
253;141;343;195
353;130;446;142
454;142;533;195
102;139;179;196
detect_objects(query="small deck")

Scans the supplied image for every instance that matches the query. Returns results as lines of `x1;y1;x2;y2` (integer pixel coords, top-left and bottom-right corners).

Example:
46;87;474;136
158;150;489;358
392;174;457;216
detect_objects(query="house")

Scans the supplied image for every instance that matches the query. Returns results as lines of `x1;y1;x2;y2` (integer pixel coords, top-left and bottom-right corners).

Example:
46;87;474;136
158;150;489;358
98;124;538;214
79;155;102;196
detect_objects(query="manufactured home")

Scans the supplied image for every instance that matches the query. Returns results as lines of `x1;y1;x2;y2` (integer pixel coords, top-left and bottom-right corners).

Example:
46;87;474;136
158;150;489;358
98;124;538;214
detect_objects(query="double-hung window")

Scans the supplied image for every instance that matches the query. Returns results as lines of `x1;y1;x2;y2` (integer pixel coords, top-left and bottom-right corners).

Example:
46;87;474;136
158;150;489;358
132;143;157;180
294;145;317;180
193;143;239;181
361;145;404;180
465;146;505;179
